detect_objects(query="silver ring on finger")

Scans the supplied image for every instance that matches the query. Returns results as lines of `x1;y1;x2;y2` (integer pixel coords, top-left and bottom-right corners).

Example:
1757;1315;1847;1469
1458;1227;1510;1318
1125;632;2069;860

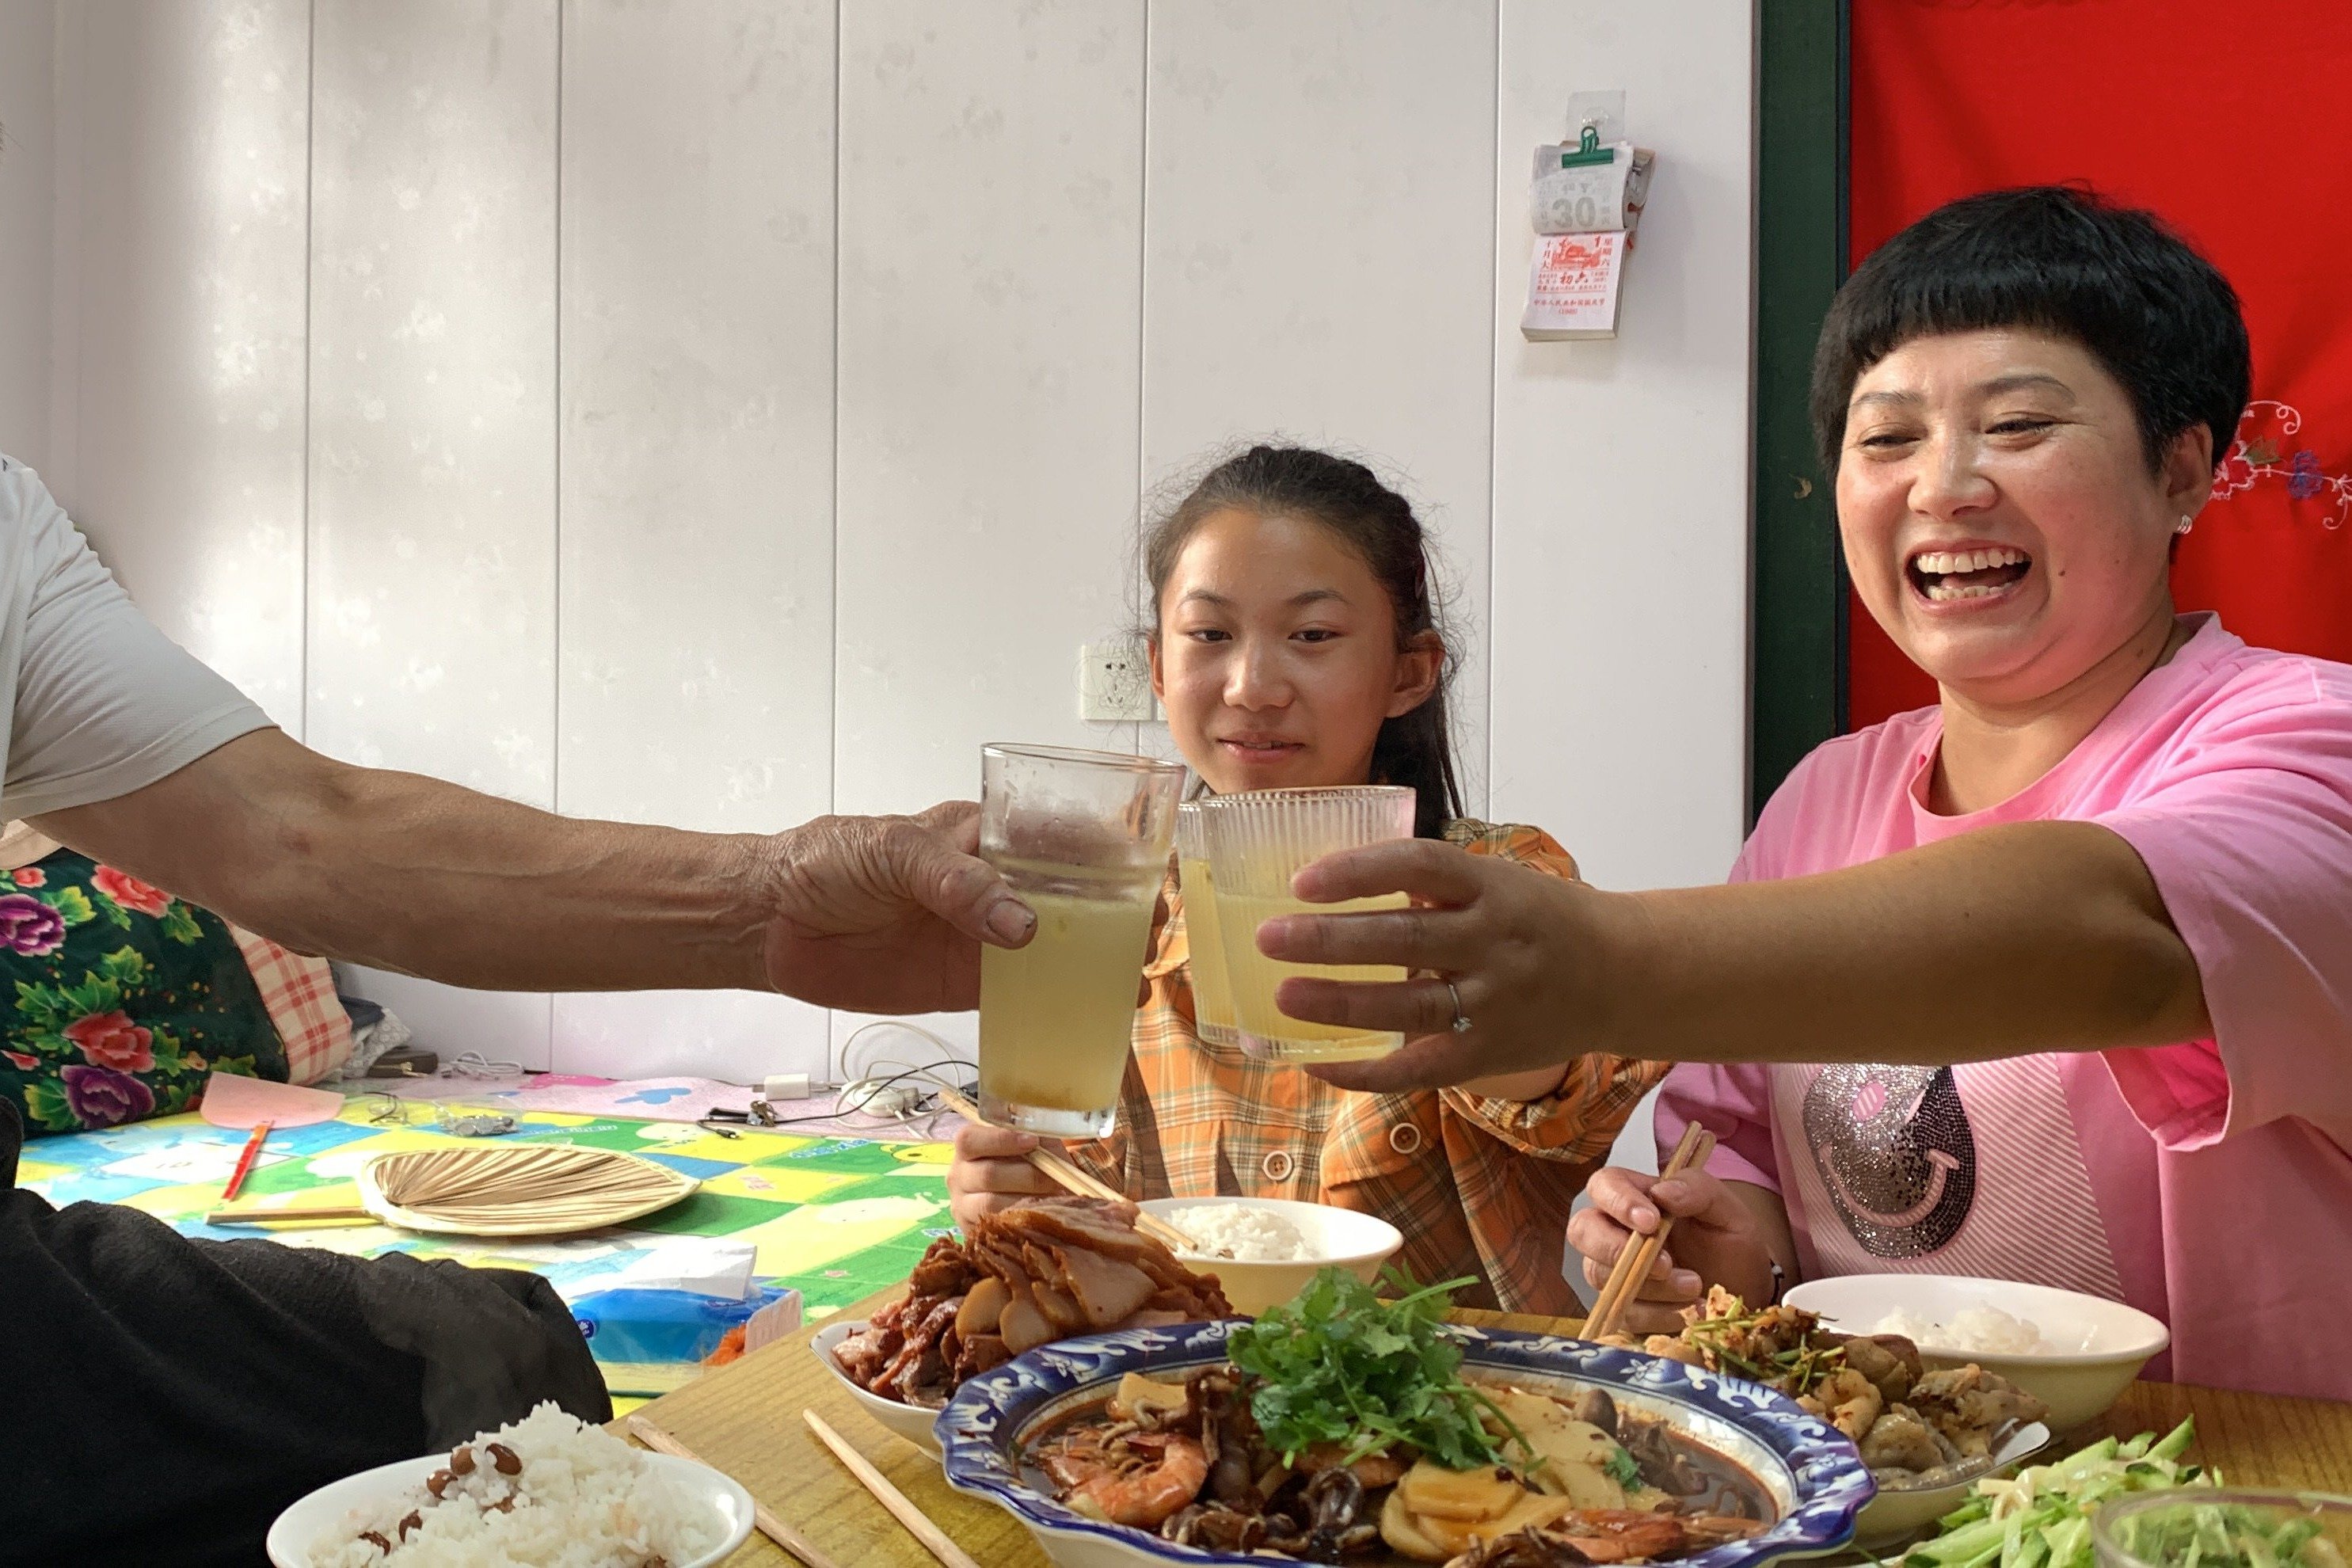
1444;980;1472;1034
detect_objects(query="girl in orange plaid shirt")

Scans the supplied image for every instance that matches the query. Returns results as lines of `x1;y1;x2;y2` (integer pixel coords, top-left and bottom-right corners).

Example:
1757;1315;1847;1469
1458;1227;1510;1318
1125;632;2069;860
948;445;1667;1314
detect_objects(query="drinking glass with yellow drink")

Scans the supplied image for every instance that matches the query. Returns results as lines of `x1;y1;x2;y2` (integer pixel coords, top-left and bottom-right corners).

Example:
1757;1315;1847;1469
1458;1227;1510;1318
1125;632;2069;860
1196;785;1415;1063
976;744;1186;1137
1173;801;1241;1049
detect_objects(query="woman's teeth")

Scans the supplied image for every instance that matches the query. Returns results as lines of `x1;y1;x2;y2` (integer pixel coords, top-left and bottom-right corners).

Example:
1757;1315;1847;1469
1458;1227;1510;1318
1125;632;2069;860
1911;546;2030;602
1924;581;2008;600
1914;546;2027;574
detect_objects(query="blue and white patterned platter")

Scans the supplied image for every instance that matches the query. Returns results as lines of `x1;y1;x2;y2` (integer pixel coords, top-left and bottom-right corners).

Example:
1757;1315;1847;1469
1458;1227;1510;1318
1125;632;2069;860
938;1319;1877;1568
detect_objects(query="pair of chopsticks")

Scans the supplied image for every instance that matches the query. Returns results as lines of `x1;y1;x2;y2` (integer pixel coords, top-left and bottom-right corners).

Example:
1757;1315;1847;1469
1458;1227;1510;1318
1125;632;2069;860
1583;1121;1718;1342
804;1409;982;1568
928;1083;1195;1253
626;1414;845;1568
624;1408;986;1568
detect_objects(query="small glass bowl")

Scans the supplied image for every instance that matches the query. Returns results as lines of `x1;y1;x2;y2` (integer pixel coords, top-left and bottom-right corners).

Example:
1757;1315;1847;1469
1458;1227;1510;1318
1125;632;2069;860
2095;1489;2352;1568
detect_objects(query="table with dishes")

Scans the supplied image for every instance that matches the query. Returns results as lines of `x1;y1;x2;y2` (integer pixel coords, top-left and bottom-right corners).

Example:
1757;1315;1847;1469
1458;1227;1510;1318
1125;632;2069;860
622;1278;2352;1568
256;762;2352;1568
261;1110;2352;1568
253;1100;2352;1568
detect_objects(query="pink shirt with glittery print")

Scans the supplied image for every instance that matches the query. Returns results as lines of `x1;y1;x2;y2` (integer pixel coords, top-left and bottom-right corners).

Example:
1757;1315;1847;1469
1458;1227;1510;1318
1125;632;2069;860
1657;615;2352;1400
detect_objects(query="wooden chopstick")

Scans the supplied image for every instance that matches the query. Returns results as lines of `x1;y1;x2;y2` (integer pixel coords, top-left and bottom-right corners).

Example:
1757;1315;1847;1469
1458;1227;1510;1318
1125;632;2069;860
626;1415;842;1568
802;1409;982;1568
1584;1123;1718;1342
1584;1123;1712;1338
929;1083;1196;1252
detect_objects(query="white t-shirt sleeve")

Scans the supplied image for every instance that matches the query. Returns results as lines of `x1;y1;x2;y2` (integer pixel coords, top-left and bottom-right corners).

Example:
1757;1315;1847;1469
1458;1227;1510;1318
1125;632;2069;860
0;460;272;819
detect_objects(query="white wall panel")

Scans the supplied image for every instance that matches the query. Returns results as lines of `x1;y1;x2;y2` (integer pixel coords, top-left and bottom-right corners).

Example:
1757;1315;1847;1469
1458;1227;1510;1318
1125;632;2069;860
833;0;1147;824
1486;0;1753;890
0;0;54;474
25;4;1762;1081
550;0;838;1083
51;0;309;732
1140;0;1498;810
310;0;560;1064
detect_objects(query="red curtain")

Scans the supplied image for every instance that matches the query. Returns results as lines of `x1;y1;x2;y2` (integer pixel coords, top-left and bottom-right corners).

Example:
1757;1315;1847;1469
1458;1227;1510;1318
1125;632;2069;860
1845;0;2352;728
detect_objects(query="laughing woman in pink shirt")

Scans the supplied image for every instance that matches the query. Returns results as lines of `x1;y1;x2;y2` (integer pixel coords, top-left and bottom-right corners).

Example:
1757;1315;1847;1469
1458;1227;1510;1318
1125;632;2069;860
1260;185;2352;1401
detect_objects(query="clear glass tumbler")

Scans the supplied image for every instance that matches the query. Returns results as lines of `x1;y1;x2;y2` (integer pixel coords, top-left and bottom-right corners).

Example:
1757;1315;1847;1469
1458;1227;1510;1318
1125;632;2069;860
1196;785;1416;1063
1174;801;1241;1049
976;743;1186;1137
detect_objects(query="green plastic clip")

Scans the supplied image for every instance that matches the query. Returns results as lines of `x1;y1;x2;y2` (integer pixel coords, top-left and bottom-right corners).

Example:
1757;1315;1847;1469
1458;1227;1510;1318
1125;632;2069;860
1559;125;1616;168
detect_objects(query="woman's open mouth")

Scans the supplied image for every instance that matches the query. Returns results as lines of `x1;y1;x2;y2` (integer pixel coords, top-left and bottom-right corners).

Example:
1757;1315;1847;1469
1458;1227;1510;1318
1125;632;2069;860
1906;544;2031;605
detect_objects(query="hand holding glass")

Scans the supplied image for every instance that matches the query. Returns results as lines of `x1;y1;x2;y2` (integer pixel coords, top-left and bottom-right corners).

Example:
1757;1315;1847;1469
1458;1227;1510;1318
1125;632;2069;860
975;744;1186;1137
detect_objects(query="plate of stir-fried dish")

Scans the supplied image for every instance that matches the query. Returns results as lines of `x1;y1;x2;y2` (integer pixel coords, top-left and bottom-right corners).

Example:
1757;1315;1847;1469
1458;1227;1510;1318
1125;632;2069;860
938;1268;1874;1568
1599;1287;2053;1543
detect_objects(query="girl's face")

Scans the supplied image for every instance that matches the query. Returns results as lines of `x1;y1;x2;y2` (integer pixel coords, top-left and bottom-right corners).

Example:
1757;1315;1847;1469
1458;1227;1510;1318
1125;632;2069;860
1151;506;1440;795
1837;329;2213;706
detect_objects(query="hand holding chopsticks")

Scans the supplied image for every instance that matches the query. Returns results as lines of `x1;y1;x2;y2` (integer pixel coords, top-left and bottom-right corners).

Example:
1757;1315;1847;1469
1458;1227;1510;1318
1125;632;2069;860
930;1083;1196;1253
1583;1122;1718;1342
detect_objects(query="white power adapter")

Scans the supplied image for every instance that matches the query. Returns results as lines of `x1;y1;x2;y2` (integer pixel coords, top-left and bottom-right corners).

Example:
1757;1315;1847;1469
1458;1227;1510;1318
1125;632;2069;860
840;1080;925;1117
762;1071;813;1103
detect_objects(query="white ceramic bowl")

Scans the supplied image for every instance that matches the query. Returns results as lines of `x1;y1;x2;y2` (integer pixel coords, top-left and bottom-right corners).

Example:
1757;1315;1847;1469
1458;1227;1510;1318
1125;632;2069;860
1783;1274;2170;1435
1855;1421;2049;1546
266;1449;753;1568
813;1318;946;1455
1139;1194;1402;1315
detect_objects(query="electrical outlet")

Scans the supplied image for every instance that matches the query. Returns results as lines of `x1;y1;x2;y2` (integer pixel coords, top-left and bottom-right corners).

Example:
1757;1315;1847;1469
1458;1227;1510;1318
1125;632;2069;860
1079;641;1156;721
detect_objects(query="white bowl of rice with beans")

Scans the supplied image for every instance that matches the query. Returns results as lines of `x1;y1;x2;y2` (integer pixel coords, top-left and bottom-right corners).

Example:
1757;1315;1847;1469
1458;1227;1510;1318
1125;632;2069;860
269;1403;754;1568
1783;1274;2171;1434
1140;1195;1402;1315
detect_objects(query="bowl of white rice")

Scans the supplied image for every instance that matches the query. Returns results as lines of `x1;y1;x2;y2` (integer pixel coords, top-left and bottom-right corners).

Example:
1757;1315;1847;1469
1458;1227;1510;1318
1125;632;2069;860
1139;1195;1402;1315
268;1403;754;1568
1783;1274;2170;1433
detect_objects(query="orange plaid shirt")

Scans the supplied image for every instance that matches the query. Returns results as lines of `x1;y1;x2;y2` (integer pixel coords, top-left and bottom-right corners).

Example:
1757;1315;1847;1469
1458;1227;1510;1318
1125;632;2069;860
1061;820;1669;1315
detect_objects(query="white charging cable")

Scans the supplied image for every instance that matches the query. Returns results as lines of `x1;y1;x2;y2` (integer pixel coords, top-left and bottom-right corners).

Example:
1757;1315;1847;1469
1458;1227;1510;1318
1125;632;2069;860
829;1021;978;1133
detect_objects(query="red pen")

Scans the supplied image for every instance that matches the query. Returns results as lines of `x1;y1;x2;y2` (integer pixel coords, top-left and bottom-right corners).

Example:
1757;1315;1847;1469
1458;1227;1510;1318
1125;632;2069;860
223;1118;273;1202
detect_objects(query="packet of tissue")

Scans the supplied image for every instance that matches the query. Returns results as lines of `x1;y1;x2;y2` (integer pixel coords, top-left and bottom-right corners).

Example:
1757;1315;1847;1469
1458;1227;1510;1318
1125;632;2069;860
572;1284;798;1372
560;1240;803;1394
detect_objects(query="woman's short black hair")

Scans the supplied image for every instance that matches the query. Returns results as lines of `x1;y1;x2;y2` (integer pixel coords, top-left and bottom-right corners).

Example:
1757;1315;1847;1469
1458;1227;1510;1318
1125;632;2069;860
1810;185;2251;477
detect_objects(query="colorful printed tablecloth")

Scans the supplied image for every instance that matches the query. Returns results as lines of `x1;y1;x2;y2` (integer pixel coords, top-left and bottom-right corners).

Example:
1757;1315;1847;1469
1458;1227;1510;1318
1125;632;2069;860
12;1102;956;1318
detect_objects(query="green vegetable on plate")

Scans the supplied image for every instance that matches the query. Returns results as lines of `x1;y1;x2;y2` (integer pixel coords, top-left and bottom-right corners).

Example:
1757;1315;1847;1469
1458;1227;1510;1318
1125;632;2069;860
1905;1418;2206;1568
1224;1266;1530;1472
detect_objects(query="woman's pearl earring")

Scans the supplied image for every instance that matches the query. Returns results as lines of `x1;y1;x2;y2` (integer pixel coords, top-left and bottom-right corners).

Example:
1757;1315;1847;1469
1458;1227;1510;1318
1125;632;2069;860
2175;514;2195;535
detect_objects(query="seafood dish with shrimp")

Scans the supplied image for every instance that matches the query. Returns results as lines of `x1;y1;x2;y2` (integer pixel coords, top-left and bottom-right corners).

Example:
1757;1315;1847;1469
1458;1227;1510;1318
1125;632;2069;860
831;1197;1234;1407
1013;1270;1777;1565
1597;1288;2046;1488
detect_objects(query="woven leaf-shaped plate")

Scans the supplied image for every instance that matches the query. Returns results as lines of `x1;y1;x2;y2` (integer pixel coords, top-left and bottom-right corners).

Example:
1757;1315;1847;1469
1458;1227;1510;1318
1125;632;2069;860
356;1144;698;1237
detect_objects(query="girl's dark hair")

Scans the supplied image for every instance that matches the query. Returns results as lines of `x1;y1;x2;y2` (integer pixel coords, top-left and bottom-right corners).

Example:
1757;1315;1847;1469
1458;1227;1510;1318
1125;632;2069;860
1810;185;2251;477
1143;444;1464;839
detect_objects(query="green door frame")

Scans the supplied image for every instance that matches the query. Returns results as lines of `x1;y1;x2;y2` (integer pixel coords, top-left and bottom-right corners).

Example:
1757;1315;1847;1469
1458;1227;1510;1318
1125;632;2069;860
1749;0;1850;823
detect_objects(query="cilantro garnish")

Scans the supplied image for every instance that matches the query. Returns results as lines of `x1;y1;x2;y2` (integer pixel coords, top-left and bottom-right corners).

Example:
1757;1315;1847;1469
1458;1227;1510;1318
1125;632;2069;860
1605;1444;1643;1490
1224;1266;1524;1471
